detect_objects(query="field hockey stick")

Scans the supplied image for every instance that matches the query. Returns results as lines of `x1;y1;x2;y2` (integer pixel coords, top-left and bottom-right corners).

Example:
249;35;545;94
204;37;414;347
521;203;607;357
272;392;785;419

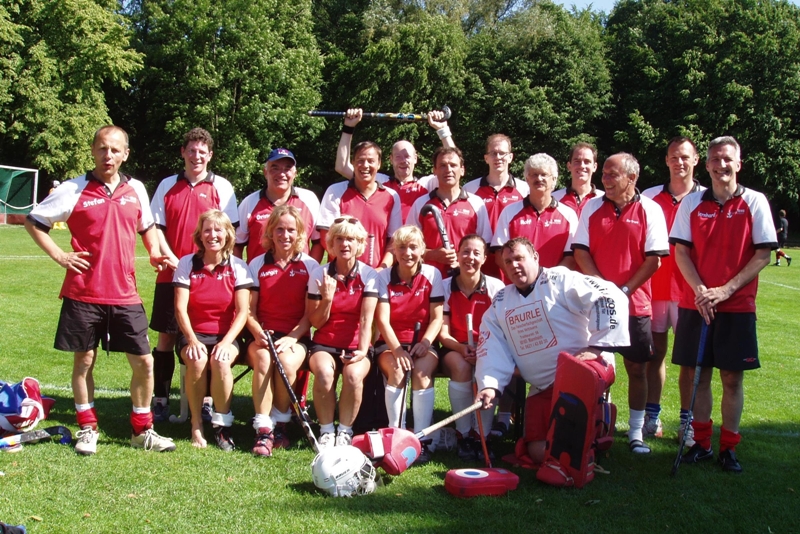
671;320;710;476
264;331;320;453
399;322;422;429
308;106;451;122
416;401;482;440
466;314;492;467
367;234;375;267
419;204;458;275
0;425;72;449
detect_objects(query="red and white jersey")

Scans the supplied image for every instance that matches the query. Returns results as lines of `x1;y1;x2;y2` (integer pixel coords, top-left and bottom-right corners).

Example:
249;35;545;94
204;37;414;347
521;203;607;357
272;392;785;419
463;176;530;230
376;264;444;344
307;260;380;350
173;254;254;335
490;198;578;268
236;186;321;262
553;186;604;217
642;181;705;301
442;274;505;344
250;252;319;334
376;172;438;222
476;267;629;394
406;189;493;276
28;172;154;306
669;185;777;313
572;194;669;316
318;181;402;268
150;172;238;283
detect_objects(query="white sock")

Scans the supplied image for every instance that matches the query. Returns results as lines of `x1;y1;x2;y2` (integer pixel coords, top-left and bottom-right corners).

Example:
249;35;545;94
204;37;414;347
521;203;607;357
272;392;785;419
211;410;234;427
337;424;353;436
75;402;94;412
448;381;474;436
132;405;151;414
497;411;512;427
384;384;405;428
253;413;274;431
629;409;645;442
319;423;335;435
412;388;435;434
270;408;292;424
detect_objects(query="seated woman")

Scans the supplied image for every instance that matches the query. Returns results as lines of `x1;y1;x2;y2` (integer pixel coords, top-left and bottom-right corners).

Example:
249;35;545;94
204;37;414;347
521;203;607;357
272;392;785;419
374;226;444;464
307;216;379;448
245;205;319;456
438;234;504;461
174;210;253;450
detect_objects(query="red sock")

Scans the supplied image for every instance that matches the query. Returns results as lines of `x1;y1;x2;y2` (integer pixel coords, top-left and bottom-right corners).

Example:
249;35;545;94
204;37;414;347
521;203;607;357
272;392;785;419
719;426;741;452
76;407;98;430
691;419;713;450
131;411;153;435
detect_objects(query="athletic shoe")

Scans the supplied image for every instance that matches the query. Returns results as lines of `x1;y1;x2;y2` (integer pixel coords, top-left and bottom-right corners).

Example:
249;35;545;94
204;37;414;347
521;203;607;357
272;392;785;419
628;439;651;454
774;261;781;266
252;428;275;457
677;421;696;447
214;426;235;452
335;431;353;447
318;432;335;450
416;441;433;465
788;257;793;266
131;428;177;452
457;434;477;461
272;422;290;449
718;449;743;473
643;415;663;438
434;427;458;452
683;443;713;463
75;427;99;455
489;421;509;440
475;438;496;463
201;402;213;423
153;402;170;423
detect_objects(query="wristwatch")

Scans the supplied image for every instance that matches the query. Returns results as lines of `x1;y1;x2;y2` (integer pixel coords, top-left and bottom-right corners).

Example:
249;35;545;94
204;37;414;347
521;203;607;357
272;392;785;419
621;286;630;295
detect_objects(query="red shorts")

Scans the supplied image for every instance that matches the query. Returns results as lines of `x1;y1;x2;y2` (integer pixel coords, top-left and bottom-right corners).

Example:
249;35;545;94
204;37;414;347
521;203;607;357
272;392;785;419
523;386;554;443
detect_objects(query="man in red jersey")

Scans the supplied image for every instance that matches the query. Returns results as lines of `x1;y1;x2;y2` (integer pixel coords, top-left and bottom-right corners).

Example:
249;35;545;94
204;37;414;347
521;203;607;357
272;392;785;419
573;152;669;454
641;137;704;442
463;134;529;278
149;128;239;421
235;148;323;263
553;142;603;217
25;126;176;455
670;136;777;473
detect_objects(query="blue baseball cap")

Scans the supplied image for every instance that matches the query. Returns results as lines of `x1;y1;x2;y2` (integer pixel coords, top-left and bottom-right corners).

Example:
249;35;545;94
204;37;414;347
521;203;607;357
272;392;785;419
266;148;296;164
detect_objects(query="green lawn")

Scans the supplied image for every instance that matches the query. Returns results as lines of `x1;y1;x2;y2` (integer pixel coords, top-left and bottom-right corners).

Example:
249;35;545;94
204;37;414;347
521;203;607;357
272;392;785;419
0;224;797;533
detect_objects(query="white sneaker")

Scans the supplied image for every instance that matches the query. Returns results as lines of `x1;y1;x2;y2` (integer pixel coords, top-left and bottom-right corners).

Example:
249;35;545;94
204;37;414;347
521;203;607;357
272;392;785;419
75;427;99;455
318;432;335;450
131;428;176;452
643;415;663;438
335;431;353;447
678;421;696;447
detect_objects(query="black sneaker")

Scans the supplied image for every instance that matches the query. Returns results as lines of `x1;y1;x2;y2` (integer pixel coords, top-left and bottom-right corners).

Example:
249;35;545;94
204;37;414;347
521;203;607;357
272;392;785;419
474;437;496;463
683;443;713;463
489;421;509;440
788;257;793;266
214;426;235;452
415;441;433;465
457;435;477;461
718;449;743;473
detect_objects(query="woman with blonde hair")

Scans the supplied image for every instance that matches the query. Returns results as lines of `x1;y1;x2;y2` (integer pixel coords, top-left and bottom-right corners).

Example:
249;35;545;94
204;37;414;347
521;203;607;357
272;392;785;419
375;225;444;463
245;205;319;456
174;210;253;450
307;216;379;448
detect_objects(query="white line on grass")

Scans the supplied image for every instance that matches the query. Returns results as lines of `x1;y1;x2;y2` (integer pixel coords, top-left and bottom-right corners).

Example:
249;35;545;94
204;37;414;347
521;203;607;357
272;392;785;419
761;280;800;292
40;384;132;398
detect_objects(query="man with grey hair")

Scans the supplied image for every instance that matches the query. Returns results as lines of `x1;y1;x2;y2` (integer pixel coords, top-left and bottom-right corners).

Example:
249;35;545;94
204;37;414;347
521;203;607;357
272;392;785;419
573;152;669;454
669;136;776;472
491;153;579;270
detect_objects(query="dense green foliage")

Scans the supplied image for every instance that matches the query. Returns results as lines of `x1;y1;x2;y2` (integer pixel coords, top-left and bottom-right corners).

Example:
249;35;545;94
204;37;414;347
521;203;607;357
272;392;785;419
2;0;800;209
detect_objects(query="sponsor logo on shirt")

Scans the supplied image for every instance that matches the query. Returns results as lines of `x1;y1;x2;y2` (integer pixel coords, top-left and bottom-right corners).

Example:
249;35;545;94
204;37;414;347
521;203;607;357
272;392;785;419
390;290;404;298
624;218;640;224
288;268;307;277
543;218;562;228
501;195;521;204
199;193;208;199
697;211;717;219
82;198;105;208
519;218;533;226
726;208;746;219
260;269;279;278
256;213;271;221
119;195;139;206
452;208;472;217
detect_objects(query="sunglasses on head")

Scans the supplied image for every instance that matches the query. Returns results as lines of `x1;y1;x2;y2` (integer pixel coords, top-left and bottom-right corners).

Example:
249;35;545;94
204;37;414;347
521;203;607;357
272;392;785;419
333;217;360;225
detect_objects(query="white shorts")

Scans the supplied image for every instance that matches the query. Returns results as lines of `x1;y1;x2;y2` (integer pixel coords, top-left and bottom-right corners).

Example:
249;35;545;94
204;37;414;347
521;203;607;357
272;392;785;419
651;300;679;333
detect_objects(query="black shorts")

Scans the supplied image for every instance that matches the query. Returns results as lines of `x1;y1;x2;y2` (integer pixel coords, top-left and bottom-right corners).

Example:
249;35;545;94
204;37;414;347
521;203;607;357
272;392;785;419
616;315;656;363
671;308;760;371
309;343;373;373
149;283;178;334
176;332;243;365
55;298;151;356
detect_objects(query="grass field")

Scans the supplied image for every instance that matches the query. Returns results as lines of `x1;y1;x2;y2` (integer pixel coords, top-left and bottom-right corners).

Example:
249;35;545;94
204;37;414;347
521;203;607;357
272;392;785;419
0;224;798;533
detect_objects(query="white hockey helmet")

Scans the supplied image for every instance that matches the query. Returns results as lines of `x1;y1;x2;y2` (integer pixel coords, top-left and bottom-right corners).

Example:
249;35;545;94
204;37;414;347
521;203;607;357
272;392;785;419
311;445;377;497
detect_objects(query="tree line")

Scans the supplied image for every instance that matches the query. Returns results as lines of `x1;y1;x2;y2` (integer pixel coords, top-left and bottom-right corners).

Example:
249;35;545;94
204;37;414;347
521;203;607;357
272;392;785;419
2;0;799;214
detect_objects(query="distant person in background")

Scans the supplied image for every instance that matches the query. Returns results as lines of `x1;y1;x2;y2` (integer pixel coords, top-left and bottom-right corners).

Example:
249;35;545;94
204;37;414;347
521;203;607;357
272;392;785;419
553;142;603;217
774;209;791;266
48;181;67;230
